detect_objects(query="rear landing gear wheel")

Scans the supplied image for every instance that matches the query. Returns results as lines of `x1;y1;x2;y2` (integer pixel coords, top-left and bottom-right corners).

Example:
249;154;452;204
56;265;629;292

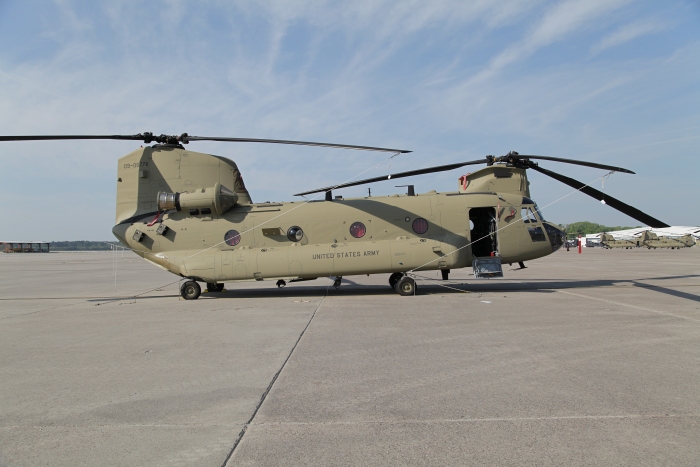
181;281;201;300
206;282;224;292
395;276;416;296
389;272;403;289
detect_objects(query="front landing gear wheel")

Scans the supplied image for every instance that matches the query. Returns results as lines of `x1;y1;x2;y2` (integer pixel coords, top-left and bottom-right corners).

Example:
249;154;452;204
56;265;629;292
395;276;416;296
206;282;224;292
181;281;201;300
389;272;403;289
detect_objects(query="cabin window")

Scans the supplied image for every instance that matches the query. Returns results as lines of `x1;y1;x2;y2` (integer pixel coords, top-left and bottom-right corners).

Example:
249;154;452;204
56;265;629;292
224;230;241;246
349;222;366;239
521;207;538;223
528;226;547;242
287;226;304;242
412;218;429;234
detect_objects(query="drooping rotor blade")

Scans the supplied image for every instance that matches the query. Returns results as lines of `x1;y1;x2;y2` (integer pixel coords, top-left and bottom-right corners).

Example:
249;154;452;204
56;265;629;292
183;136;411;153
294;159;489;196
510;154;635;174
0;133;411;153
529;164;669;228
0;134;146;142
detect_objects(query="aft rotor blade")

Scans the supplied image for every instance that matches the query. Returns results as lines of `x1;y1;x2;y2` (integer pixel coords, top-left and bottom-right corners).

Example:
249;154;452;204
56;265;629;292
516;155;635;174
183;136;411;153
529;165;669;228
294;159;489;196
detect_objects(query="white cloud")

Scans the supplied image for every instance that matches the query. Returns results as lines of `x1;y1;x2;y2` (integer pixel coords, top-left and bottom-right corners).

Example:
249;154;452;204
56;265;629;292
465;0;632;85
591;19;670;55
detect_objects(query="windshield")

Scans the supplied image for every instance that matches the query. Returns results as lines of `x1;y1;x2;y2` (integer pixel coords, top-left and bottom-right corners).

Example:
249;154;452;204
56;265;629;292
533;204;545;221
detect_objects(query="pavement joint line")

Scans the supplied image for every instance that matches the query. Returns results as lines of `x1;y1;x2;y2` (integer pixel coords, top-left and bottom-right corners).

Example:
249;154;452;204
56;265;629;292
556;290;700;323
0;301;84;320
221;285;330;467
254;413;700;426
0;424;244;428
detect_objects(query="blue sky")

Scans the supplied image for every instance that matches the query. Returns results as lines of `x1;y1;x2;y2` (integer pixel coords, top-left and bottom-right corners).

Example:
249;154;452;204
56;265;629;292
1;0;698;240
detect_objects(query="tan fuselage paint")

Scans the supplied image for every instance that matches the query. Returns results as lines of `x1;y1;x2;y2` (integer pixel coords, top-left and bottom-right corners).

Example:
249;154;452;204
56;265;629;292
115;191;554;283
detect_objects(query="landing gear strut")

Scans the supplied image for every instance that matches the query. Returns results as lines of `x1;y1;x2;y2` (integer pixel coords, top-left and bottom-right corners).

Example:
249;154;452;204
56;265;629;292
206;282;224;292
181;281;201;300
389;272;403;289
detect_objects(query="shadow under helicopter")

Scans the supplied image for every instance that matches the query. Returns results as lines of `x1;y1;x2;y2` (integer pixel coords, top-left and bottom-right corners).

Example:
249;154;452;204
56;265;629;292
89;274;699;303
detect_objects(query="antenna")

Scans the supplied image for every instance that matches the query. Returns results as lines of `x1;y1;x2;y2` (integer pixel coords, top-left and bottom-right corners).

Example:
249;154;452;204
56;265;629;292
396;185;415;196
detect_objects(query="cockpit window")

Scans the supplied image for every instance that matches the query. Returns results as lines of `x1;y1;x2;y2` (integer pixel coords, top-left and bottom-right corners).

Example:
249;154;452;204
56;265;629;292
521;207;538;223
533;204;545;221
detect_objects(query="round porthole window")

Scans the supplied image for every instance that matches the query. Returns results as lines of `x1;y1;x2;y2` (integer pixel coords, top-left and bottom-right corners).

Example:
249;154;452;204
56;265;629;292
224;230;241;246
287;226;304;242
349;222;366;239
412;218;429;234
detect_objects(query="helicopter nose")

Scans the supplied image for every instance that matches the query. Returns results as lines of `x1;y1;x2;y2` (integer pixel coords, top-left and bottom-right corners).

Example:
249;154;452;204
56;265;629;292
544;222;566;252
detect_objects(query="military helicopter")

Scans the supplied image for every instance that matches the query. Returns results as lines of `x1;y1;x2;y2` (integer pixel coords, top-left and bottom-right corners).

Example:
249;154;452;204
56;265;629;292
599;231;696;249
1;133;670;299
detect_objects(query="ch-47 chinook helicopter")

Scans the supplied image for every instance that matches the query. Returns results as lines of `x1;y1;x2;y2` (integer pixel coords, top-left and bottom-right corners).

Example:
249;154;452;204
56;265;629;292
1;133;671;299
599;231;696;249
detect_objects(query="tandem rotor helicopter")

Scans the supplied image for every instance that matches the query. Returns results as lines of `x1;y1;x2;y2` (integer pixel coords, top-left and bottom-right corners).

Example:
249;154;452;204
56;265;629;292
1;133;670;299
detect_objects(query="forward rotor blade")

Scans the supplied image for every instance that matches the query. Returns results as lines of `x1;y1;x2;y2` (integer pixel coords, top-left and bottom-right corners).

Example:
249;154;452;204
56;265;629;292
515;154;635;174
183;136;411;153
0;135;144;142
0;133;411;153
294;159;489;196
529;164;669;228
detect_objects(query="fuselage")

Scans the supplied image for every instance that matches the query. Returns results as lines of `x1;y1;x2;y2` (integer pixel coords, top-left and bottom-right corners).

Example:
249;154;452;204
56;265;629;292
113;191;565;283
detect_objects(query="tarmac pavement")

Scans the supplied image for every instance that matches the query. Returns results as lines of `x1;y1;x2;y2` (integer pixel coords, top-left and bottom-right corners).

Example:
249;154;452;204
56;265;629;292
0;247;698;466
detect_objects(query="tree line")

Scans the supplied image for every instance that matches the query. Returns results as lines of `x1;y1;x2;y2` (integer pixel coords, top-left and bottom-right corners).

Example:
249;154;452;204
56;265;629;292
559;221;640;236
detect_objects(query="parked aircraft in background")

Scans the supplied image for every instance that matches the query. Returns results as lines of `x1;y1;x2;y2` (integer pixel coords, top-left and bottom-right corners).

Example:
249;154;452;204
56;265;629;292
586;226;700;248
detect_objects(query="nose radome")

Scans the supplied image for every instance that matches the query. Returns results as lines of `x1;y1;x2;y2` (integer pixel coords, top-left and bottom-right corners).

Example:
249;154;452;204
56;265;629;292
544;222;565;252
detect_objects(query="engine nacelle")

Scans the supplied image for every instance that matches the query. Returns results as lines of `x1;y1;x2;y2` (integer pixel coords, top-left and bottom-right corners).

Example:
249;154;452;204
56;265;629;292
157;183;238;215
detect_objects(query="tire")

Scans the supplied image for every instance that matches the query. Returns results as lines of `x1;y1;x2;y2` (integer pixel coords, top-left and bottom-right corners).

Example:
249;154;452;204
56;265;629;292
389;272;403;289
181;281;201;300
395;276;416;296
